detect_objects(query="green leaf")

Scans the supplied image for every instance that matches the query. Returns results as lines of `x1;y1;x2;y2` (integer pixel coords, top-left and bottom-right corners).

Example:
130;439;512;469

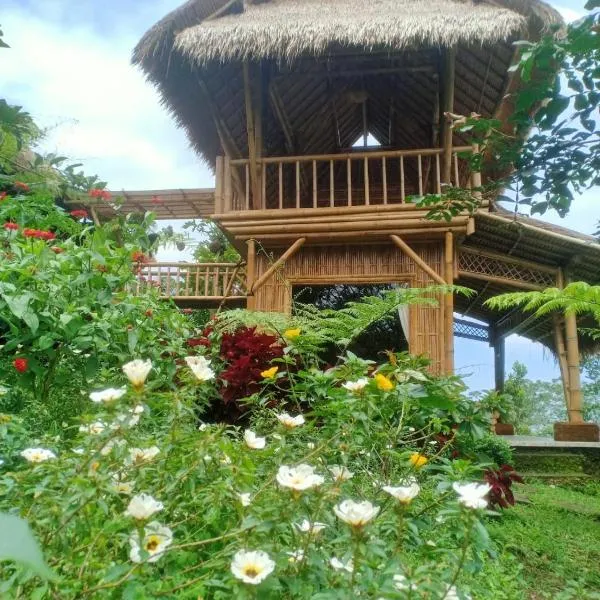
127;328;139;354
584;0;599;8
0;513;57;581
2;292;33;319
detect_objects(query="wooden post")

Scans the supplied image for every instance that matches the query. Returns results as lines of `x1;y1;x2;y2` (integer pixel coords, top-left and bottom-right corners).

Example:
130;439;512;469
251;237;306;294
444;231;454;373
492;331;505;393
471;143;482;201
243;61;261;210
441;47;456;185
214;156;224;214
223;157;233;212
553;314;571;412
565;310;583;423
246;239;256;310
390;234;446;285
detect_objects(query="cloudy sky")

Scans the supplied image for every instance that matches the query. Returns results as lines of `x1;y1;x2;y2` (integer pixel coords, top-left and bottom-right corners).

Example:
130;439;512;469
0;0;594;390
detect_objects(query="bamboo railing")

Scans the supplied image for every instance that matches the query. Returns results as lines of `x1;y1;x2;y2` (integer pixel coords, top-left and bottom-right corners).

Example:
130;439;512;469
133;262;247;300
215;146;476;212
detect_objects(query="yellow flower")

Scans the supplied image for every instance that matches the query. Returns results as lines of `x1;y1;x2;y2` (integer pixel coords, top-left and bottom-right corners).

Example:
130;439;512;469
261;366;279;379
284;328;301;340
409;453;428;469
374;373;394;392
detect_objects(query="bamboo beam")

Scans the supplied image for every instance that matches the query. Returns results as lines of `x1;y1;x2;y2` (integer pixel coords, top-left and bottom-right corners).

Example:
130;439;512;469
457;270;543;291
553;314;571;413
205;0;240;21
246;239;256;310
250;238;306;294
444;231;454;373
214;156;224;214
441;47;456;184
460;245;559;275
243;61;261;210
89;206;102;227
217;261;245;313
390;234;446;285
234;227;467;243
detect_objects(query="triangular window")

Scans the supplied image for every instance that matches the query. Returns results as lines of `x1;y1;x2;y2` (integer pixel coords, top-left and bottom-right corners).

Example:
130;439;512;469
352;132;382;148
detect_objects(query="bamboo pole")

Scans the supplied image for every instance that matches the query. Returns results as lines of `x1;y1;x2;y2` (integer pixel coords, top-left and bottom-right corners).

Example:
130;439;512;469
390;234;447;285
444;231;454;373
214;156;224;214
565;310;583;423
471;142;483;200
441;47;456;184
456;270;543;291
251;237;306;294
246;239;256;310
217;262;245;313
243;61;260;210
553;314;571;413
223;157;233;212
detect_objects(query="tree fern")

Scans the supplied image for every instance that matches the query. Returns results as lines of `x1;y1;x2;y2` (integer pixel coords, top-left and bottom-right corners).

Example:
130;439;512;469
215;285;472;353
485;282;600;326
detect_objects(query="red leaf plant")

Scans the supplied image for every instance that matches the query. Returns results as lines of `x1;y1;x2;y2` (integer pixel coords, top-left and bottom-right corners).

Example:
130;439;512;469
484;465;524;509
219;327;284;404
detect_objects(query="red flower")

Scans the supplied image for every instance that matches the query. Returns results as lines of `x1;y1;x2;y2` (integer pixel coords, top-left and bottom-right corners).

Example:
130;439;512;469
0;192;7;202
51;246;64;254
37;231;55;241
13;358;28;373
88;188;111;201
145;309;153;317
23;228;38;238
70;209;88;219
131;251;149;264
3;222;18;231
14;181;30;192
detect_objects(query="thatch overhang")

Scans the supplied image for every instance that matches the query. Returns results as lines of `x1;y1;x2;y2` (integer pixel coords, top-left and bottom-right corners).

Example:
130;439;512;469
457;207;600;353
133;0;562;169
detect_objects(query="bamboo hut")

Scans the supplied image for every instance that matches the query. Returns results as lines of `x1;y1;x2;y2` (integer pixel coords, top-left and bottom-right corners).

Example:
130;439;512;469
123;0;600;440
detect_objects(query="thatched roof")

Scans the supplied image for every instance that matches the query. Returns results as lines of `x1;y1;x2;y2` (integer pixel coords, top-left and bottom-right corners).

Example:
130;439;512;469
133;0;562;167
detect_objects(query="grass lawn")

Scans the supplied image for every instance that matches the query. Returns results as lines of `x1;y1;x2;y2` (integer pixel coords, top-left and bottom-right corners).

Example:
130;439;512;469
472;482;600;599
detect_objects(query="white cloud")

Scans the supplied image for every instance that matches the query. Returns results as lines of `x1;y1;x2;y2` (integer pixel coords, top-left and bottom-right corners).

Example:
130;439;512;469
0;4;211;190
554;5;585;23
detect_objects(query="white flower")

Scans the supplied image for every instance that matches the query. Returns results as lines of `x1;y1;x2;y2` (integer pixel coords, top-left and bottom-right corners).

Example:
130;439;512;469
128;446;160;465
0;385;9;396
89;387;126;403
330;557;354;573
276;412;305;428
111;405;144;430
112;476;135;494
238;493;252;507
294;519;326;535
382;480;420;504
122;359;152;389
230;549;275;585
129;522;173;563
307;442;315;450
125;493;164;520
333;499;380;527
276;464;324;491
394;574;418;591
244;430;266;450
184;356;215;382
79;421;106;435
72;447;85;455
220;454;232;465
342;378;369;393
329;465;354;482
286;549;304;563
452;482;491;510
100;438;126;456
20;448;56;463
198;423;208;431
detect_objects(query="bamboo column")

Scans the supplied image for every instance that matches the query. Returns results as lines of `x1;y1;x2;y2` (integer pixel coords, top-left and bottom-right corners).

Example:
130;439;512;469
553;314;571;412
471;143;482;201
214;156;224;214
441;47;456;185
491;330;505;393
444;231;454;373
565;310;584;423
246;239;256;310
243;61;261;210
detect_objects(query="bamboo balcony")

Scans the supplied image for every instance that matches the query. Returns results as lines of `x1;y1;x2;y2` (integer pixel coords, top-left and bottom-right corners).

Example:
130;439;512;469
214;146;477;214
132;262;247;304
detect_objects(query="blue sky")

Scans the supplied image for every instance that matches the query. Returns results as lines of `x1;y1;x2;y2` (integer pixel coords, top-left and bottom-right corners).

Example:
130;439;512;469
0;0;595;390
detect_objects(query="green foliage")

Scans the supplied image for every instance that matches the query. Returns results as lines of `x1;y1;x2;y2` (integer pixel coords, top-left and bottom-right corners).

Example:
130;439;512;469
184;219;241;263
0;513;55;581
458;434;514;469
486;282;600;326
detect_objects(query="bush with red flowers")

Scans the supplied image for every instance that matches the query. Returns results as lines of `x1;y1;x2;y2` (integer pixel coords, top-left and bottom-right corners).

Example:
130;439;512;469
13;358;28;373
69;209;88;219
3;222;18;231
88;188;111;201
14;181;30;192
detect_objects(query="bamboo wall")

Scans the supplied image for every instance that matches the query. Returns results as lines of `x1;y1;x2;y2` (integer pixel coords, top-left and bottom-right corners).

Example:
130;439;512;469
253;241;446;373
